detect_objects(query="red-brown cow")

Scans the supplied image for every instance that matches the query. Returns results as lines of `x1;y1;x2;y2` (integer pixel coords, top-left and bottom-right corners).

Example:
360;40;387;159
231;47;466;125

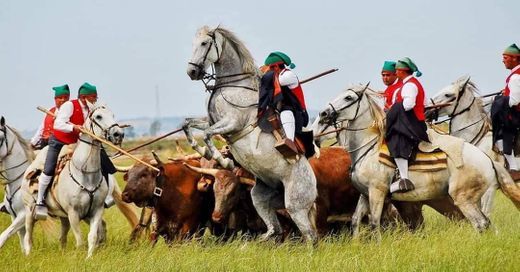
121;156;215;243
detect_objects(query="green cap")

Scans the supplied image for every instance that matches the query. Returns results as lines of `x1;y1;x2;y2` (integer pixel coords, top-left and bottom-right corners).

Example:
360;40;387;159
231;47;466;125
78;82;97;95
396;57;422;77
382;61;396;72
503;43;520;56
52;84;70;97
264;51;296;69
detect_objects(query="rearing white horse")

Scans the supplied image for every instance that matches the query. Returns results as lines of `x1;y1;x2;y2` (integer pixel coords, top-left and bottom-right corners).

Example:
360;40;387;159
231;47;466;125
184;26;318;243
22;102;124;258
317;84;520;236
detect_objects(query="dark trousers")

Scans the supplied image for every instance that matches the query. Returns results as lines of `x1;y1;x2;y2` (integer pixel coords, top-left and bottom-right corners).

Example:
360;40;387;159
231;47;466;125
498;128;518;155
43;135;116;180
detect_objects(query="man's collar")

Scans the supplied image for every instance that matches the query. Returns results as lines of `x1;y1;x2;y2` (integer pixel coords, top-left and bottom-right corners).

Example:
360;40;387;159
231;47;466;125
403;75;414;83
391;78;399;86
512;64;520;73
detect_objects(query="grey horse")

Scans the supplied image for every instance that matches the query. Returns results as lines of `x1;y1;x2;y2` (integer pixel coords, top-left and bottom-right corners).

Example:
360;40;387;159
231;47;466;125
184;26;318;243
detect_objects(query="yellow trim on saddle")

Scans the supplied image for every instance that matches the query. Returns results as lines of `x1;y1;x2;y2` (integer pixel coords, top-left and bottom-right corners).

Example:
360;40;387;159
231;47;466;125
378;143;447;172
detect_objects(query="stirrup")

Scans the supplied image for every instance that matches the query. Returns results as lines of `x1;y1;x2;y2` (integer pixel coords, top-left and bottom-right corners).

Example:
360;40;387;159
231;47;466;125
390;178;415;194
33;203;49;220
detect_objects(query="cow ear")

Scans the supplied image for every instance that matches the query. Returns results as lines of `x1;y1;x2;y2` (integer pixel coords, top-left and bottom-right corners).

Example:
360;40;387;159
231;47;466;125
0;116;5;127
151;151;164;168
123;173;128;181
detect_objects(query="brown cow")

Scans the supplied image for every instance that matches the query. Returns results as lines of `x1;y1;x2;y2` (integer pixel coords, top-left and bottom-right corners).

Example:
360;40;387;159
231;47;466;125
121;156;215;243
187;146;362;236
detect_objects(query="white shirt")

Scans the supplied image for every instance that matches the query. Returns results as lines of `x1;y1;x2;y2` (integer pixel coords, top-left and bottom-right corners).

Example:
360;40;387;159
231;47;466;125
54;100;89;133
508;64;520;107
30;122;45;145
392;75;418;111
279;69;299;89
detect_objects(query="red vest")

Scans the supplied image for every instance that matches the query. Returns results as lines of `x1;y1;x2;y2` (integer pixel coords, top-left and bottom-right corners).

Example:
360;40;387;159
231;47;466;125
42;107;56;140
504;68;520;96
384;80;403;110
291;84;307;110
53;100;86;144
396;77;426;121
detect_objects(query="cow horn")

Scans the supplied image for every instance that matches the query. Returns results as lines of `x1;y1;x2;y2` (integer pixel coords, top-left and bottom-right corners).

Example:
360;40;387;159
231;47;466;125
183;163;219;177
239;177;256;186
151;151;164;168
115;165;133;172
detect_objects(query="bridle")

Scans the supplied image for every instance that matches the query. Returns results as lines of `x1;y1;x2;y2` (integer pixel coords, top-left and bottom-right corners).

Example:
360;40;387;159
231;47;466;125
86;105;121;144
0;125;28;183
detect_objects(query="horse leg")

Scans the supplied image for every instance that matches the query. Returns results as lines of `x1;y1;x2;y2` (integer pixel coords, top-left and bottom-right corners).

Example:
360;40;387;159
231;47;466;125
87;209;104;258
23;208;35;256
202;118;241;169
424;197;465;221
480;182;498;218
449;178;490;232
59;217;70;249
0;213;25;249
97;219;107;246
182;117;212;159
351;194;369;238
368;188;387;241
16;223;26;254
67;210;84;249
251;181;283;241
392;201;424;231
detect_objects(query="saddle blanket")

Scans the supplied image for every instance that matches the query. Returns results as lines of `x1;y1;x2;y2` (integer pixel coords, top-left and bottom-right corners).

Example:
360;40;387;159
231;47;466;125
378;143;447;172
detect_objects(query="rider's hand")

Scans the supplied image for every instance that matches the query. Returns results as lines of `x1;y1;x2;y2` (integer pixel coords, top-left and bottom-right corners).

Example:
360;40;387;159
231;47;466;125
72;125;82;133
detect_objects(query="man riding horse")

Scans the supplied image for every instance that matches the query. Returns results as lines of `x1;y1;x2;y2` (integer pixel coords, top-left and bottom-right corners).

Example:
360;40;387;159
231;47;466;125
258;51;310;156
491;43;520;180
380;61;402;111
30;85;70;150
34;83;118;219
385;57;429;193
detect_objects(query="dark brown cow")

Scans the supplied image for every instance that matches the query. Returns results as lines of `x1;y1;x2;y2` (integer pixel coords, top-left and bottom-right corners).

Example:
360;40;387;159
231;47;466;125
121;156;215;243
187;146;362;235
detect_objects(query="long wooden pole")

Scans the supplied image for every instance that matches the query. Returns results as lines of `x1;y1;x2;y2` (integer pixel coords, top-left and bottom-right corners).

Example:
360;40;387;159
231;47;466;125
300;68;338;84
37;106;159;172
111;128;184;159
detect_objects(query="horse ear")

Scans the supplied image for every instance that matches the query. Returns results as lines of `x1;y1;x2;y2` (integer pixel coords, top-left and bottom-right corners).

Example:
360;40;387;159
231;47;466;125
151;151;164;168
459;76;471;95
85;100;95;111
0;116;4;127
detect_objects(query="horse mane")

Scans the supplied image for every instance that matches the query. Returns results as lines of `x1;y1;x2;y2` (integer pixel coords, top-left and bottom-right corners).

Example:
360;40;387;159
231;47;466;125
456;77;487;117
6;125;34;161
199;25;261;88
363;86;387;139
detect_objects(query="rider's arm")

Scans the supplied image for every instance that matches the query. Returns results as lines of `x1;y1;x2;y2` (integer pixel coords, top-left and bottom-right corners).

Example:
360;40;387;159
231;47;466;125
508;74;520;107
53;101;74;133
30;122;44;145
279;69;299;89
400;82;418;111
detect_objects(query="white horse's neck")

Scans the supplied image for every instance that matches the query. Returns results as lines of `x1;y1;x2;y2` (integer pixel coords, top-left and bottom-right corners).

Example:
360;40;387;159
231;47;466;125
69;133;102;186
1;128;30;194
337;98;381;164
449;92;487;143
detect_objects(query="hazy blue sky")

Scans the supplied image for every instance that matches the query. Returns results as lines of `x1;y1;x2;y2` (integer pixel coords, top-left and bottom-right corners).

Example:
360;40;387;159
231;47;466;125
0;0;517;130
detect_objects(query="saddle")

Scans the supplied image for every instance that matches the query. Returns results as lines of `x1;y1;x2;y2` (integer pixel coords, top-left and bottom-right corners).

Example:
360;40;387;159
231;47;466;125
26;148;74;195
378;143;448;172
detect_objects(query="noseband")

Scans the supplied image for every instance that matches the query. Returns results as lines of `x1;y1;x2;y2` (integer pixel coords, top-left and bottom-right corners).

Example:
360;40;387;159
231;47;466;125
86;105;121;143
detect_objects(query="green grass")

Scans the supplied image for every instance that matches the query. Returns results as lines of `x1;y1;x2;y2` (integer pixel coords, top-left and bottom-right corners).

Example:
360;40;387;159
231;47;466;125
1;187;518;271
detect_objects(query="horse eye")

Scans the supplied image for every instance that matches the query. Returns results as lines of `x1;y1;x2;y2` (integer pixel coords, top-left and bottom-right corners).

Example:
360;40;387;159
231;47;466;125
95;115;102;120
345;95;353;101
201;41;208;46
444;93;454;98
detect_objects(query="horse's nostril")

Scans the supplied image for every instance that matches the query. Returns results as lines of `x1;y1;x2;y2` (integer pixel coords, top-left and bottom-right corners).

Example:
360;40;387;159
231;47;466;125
320;111;328;117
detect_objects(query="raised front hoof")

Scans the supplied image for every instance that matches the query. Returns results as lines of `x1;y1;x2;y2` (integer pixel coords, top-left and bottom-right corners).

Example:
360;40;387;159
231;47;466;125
33;204;48;220
390;178;415;194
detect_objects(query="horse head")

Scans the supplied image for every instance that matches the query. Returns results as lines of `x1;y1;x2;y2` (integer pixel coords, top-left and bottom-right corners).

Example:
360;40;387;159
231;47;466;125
83;101;125;145
318;83;371;127
426;75;473;119
187;26;225;80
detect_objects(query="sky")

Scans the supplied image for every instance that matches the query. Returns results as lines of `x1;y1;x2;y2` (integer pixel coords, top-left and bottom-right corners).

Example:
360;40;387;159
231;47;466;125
0;0;518;130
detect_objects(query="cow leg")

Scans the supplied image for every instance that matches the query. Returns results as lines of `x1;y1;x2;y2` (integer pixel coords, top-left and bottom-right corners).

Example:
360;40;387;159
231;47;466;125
59;217;71;249
351;194;369;238
251;180;283;241
392;201;424;231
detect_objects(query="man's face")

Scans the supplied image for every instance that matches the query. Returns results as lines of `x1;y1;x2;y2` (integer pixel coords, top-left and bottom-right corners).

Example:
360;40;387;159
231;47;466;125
80;94;98;104
381;71;397;86
54;95;70;108
395;69;409;80
503;54;520;70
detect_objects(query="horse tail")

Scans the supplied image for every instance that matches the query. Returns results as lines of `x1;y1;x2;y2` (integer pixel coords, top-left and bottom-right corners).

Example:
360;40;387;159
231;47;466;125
493;161;520;210
113;182;139;228
39;219;59;240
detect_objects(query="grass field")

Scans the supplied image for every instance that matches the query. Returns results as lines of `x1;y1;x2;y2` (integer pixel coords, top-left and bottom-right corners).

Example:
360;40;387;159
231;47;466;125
1;140;519;271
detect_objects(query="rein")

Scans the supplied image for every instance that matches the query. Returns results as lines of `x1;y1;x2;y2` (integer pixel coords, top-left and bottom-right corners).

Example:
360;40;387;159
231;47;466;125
0;126;28;184
68;162;104;219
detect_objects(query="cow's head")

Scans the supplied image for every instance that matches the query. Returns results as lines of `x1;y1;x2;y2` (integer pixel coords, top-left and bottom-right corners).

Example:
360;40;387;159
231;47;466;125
121;157;162;207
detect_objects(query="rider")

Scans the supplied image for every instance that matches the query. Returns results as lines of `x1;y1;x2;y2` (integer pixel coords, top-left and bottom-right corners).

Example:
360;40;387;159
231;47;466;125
491;43;520;180
258;51;310;155
34;82;117;219
30;85;70;150
380;61;402;111
385;57;429;193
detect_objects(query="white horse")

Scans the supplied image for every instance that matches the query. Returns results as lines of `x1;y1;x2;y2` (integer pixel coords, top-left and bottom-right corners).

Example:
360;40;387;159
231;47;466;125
426;76;509;216
0;117;45;251
184;26;318;243
317;84;520;236
22;102;124;258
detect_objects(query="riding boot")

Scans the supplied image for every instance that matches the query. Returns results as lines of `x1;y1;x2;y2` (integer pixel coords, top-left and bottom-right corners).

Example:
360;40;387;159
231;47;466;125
104;174;116;208
34;173;52;220
390;158;415;193
269;112;298;157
